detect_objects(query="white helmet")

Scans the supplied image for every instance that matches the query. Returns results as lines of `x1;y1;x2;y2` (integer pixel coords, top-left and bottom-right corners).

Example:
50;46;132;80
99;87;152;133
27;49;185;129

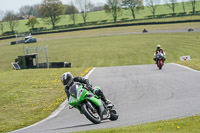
157;45;161;49
61;72;74;87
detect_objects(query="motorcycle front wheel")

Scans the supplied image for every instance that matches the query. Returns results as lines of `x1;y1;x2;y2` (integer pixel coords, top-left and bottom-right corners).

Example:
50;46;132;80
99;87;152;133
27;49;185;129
81;103;101;124
158;60;163;70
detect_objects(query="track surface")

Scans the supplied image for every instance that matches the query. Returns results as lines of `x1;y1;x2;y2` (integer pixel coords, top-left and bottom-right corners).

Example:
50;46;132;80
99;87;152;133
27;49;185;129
37;29;200;42
11;63;200;133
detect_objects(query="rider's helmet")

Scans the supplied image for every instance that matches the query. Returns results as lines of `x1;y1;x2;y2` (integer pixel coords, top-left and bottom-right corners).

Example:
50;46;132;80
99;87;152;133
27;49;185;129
61;72;74;87
157;45;161;50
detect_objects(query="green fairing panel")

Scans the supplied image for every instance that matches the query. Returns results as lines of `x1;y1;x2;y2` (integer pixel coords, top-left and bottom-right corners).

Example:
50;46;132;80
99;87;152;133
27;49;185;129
86;95;102;106
68;96;77;106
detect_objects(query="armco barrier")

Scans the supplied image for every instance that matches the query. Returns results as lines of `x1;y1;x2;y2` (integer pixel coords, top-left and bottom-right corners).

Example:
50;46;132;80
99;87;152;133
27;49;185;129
0;35;15;40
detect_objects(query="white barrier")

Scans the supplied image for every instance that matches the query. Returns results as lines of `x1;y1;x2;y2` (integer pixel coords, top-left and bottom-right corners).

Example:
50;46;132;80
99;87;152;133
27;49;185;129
180;55;191;61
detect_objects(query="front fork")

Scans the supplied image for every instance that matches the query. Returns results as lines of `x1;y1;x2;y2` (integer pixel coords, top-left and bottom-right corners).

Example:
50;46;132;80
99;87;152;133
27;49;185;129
86;100;97;113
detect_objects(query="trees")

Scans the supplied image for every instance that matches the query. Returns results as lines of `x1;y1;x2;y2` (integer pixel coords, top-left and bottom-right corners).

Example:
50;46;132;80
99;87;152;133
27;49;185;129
64;5;79;15
145;0;161;18
182;0;186;13
19;5;34;16
26;17;39;29
39;0;64;29
92;5;104;12
122;0;144;21
104;0;122;23
19;4;42;17
75;0;93;24
189;0;197;15
165;0;177;14
32;4;42;17
66;1;79;25
0;10;4;35
3;11;19;34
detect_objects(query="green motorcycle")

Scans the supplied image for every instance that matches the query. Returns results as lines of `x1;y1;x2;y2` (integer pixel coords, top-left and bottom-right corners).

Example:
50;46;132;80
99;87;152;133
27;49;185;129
68;82;119;124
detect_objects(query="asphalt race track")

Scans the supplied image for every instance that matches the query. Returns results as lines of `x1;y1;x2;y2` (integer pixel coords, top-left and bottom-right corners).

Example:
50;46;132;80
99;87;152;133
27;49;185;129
11;63;200;133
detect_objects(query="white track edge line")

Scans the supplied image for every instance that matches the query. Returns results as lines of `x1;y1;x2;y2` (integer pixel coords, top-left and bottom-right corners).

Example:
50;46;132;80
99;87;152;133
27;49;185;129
170;63;200;72
10;67;96;133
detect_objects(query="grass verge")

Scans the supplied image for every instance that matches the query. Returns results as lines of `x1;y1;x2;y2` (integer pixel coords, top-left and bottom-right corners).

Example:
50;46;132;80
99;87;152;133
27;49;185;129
0;68;90;133
177;58;200;70
75;115;200;133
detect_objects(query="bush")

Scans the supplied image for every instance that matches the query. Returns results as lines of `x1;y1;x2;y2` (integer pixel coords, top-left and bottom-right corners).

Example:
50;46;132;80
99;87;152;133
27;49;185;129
156;14;167;18
121;18;129;22
189;11;195;15
91;21;98;25
30;27;46;32
68;24;75;28
169;13;177;17
177;12;187;16
145;15;154;19
100;20;107;24
195;11;200;15
4;31;15;36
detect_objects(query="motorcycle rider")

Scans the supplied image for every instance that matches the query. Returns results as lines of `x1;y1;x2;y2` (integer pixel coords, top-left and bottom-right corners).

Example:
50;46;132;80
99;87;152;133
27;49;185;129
153;45;166;63
61;72;112;105
143;28;148;33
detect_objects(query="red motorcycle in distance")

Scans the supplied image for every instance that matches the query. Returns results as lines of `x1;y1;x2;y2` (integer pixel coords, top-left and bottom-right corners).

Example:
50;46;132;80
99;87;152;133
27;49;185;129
142;28;148;33
156;53;164;70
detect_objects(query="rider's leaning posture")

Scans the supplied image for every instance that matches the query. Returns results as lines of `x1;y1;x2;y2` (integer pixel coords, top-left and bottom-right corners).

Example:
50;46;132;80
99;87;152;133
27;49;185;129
153;45;166;63
61;72;111;105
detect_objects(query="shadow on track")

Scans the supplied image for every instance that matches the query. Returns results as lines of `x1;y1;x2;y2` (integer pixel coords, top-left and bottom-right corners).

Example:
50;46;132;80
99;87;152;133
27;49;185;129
40;121;110;132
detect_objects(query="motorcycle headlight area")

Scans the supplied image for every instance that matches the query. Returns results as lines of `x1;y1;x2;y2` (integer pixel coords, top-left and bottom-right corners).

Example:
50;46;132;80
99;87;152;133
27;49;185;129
77;89;83;101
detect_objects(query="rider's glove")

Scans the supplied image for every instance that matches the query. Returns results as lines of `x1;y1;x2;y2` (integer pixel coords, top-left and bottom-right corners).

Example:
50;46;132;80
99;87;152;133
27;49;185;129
87;84;93;91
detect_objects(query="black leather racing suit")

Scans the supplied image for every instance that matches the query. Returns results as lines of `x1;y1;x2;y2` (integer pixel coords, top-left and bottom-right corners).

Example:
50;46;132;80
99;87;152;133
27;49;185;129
64;76;107;102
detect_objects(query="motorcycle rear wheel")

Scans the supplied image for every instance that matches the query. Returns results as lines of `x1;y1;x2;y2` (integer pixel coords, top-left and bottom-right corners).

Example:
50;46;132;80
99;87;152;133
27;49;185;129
109;110;119;121
81;103;101;124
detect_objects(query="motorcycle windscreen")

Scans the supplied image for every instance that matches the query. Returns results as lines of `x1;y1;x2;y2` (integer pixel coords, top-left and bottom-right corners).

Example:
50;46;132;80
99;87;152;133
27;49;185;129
157;52;164;58
69;83;79;98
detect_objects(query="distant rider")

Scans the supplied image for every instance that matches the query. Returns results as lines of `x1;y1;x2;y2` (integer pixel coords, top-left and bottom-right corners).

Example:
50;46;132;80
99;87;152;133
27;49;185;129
153;45;166;63
143;28;148;33
61;72;112;105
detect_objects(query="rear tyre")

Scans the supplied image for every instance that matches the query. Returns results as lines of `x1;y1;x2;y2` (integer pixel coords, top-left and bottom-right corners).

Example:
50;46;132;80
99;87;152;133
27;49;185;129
109;110;119;121
81;103;101;124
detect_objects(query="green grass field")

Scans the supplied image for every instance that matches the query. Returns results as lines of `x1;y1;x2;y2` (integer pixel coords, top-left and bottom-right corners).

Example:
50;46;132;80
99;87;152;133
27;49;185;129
1;23;200;71
0;22;200;132
1;1;200;34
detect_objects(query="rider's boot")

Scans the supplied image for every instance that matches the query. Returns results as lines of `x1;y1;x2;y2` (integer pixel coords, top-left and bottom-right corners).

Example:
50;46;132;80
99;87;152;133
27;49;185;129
94;89;112;106
102;97;112;105
153;58;156;64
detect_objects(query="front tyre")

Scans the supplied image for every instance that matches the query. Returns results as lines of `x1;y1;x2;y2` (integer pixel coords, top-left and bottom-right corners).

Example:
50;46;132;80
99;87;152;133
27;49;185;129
81;103;101;124
158;60;163;70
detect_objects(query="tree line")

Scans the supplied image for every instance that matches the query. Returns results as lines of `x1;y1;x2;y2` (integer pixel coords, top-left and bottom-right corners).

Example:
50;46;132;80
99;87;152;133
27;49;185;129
0;0;199;36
